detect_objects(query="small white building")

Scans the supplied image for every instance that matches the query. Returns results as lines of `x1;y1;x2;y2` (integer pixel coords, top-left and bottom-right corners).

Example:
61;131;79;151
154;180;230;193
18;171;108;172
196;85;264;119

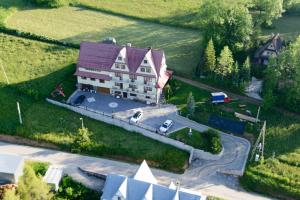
0;153;24;184
43;165;64;191
101;160;205;200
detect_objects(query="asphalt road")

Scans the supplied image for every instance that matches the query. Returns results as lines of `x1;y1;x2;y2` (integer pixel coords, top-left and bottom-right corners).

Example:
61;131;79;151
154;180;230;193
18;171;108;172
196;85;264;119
0;142;272;200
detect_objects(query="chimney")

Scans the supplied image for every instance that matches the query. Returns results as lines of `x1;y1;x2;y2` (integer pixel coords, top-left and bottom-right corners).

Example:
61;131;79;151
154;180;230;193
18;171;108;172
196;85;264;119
127;43;132;47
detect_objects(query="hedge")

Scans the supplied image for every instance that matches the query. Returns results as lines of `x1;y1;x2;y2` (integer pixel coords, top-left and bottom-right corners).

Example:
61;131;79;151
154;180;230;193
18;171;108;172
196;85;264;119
0;26;79;49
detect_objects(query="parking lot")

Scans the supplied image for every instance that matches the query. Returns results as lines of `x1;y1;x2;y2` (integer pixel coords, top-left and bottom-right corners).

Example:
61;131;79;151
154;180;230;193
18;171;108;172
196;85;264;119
69;91;185;134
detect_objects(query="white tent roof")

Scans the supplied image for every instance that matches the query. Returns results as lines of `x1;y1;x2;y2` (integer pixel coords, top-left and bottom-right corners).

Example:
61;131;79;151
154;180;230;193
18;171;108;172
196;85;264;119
102;160;204;200
0;153;23;174
43;165;63;185
132;160;157;184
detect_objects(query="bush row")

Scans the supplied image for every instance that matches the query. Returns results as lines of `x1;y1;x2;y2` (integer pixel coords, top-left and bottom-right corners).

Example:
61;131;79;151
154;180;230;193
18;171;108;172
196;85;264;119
28;0;72;8
0;26;79;49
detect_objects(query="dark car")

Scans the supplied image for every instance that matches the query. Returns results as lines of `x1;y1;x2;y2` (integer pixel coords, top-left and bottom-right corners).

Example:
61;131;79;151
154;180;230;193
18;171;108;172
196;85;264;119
73;95;85;106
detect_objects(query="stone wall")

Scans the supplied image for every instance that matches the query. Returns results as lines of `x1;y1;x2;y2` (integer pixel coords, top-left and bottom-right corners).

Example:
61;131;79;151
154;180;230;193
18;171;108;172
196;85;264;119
46;99;222;162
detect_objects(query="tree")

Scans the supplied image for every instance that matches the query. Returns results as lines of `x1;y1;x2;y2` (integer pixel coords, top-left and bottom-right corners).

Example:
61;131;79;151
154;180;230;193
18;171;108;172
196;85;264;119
253;0;284;26
240;57;251;82
72;127;93;152
232;61;240;84
198;0;253;53
203;38;216;73
18;165;52;200
164;84;173;100
3;189;20;200
215;46;234;78
186;92;196;116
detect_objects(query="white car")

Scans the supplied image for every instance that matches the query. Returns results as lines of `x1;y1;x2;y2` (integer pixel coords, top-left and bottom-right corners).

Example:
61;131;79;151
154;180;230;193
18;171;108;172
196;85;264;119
130;111;143;123
159;120;173;133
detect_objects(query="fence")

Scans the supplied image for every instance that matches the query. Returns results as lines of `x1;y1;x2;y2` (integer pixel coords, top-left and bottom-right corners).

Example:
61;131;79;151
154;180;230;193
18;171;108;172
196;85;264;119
46;98;222;162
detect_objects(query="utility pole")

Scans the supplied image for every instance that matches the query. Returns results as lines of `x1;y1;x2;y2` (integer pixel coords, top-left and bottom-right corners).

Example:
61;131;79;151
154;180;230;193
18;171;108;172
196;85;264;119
261;121;266;159
256;106;261;123
0;60;9;84
17;102;23;124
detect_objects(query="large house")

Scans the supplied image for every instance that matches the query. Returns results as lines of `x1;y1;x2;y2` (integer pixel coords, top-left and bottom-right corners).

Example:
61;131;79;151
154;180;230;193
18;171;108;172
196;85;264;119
254;33;283;65
101;160;205;200
74;42;172;104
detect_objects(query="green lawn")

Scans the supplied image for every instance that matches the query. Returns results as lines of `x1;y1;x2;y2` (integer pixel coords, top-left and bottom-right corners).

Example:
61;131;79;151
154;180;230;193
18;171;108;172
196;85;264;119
262;15;300;41
167;79;300;199
5;6;202;76
169;128;222;154
0;33;189;173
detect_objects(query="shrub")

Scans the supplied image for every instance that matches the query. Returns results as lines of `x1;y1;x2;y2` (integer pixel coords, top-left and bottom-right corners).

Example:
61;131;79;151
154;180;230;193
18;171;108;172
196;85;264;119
29;0;72;8
54;176;99;200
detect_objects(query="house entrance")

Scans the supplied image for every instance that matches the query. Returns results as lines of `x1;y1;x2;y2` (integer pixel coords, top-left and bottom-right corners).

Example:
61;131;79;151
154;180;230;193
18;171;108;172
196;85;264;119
123;92;128;98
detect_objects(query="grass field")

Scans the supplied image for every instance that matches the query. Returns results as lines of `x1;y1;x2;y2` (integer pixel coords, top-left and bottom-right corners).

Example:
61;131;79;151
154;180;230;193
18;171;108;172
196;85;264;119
167;79;300;199
5;6;202;76
0;33;189;173
169;128;222;154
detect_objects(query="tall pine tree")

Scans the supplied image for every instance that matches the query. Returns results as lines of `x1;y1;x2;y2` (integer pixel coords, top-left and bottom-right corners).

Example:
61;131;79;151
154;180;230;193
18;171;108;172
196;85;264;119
203;38;216;74
215;46;234;79
240;57;251;82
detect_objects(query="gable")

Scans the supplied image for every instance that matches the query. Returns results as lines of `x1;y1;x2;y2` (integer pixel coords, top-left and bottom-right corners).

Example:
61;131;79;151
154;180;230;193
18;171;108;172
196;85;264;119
112;47;129;72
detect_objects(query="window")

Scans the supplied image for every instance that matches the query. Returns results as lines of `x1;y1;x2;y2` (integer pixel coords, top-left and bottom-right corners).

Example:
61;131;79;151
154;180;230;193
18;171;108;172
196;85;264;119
99;79;104;83
144;86;152;91
129;74;137;80
130;93;137;97
81;77;87;80
121;64;126;69
146;67;151;73
146;96;151;99
143;59;148;64
141;67;145;72
129;84;137;89
115;63;120;69
118;56;122;61
90;78;96;81
115;82;121;87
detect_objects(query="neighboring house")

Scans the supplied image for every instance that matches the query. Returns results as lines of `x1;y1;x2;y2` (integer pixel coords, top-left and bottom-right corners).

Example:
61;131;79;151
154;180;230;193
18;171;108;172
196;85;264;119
101;160;205;200
254;34;283;65
75;42;172;104
0;153;24;184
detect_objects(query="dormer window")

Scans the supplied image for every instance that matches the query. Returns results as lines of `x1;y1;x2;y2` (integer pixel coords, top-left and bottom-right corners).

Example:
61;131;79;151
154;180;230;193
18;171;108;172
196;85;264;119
143;60;148;64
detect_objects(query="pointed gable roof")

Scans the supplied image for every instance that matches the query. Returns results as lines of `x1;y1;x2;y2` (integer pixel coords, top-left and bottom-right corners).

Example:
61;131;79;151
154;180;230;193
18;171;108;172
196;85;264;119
77;42;122;70
101;174;126;199
132;160;158;185
77;42;164;75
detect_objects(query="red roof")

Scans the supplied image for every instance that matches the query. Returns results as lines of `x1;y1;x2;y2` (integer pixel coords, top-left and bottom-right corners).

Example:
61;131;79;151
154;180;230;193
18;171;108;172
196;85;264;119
77;42;164;75
74;71;112;81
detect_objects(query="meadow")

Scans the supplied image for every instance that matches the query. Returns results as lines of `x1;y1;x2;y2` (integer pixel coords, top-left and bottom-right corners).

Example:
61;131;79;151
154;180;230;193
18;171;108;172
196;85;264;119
5;6;202;76
0;33;189;173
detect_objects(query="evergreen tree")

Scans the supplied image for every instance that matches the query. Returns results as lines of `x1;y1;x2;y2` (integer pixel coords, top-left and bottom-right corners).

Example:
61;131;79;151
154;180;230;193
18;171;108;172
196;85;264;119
18;165;52;200
73;127;93;152
232;61;240;84
215;46;234;79
186;92;196;116
240;57;251;82
203;38;216;74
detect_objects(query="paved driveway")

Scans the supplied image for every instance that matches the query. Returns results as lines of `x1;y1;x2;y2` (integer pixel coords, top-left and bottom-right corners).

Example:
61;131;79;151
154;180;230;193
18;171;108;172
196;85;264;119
69;91;185;133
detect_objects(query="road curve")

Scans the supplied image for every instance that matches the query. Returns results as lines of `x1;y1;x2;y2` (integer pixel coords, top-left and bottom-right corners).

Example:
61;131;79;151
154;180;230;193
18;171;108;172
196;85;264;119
0;142;272;200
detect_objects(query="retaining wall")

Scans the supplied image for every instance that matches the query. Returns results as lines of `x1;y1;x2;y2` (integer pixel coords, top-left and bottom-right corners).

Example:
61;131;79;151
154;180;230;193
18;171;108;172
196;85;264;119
46;98;222;162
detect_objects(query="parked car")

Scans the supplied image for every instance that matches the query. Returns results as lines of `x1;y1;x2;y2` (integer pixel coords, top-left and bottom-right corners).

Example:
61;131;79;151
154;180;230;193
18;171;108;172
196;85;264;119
159;120;173;133
130;111;143;123
73;95;85;106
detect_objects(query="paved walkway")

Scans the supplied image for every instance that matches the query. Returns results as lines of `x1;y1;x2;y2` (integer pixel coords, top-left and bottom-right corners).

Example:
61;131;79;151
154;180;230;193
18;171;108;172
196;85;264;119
0;142;272;200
